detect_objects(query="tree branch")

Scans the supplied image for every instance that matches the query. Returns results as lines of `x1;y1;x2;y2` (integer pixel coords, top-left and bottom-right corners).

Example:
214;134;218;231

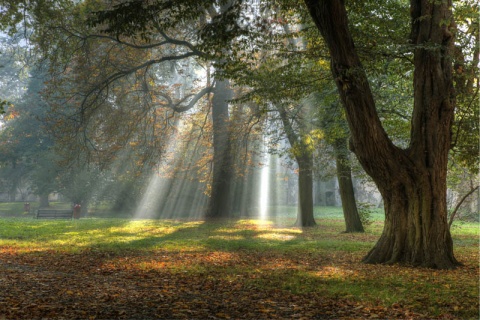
153;86;214;113
49;24;207;56
448;185;479;228
80;51;199;117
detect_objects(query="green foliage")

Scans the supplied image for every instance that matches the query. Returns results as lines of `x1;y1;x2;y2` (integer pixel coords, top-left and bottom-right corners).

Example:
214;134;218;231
356;202;375;228
289;128;324;158
450;2;479;176
0;1;71;33
0;68;62;200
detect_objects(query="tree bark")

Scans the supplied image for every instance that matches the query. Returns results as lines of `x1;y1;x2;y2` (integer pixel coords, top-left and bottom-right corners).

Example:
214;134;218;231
304;0;459;268
295;154;316;227
206;79;233;219
39;194;49;208
277;105;316;227
334;138;364;232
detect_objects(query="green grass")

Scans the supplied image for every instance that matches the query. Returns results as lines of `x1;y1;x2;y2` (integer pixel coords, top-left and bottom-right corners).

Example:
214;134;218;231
0;206;476;253
0;209;478;318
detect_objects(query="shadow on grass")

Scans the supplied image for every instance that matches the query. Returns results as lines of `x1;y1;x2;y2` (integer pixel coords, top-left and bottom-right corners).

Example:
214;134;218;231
0;217;378;254
1;217;478;319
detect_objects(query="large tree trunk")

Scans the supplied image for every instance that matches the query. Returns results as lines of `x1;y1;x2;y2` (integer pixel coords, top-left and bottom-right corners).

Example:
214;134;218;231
304;0;459;268
295;154;316;227
363;177;457;268
334;138;364;233
206;79;233;219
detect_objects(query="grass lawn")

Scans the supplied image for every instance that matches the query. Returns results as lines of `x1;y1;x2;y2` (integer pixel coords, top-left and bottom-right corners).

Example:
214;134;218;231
0;208;478;319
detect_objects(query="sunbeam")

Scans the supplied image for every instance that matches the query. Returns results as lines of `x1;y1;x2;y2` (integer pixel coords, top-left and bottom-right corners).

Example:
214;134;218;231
133;129;178;219
258;141;271;222
134;172;165;219
133;117;209;220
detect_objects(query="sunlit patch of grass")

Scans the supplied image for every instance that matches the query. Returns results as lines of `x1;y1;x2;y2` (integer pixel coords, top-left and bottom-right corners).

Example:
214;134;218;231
310;266;357;280
255;233;297;241
208;235;246;240
235;219;274;227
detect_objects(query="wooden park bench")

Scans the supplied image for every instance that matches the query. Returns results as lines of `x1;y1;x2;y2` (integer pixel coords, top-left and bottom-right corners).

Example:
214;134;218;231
35;208;74;219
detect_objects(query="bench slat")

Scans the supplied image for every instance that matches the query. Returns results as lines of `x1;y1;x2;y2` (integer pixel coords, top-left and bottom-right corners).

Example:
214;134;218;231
36;209;74;219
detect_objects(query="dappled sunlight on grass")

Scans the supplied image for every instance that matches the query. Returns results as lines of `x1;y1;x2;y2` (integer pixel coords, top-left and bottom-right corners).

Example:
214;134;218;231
99;250;244;274
208;234;246;241
0;218;210;252
0;216;478;319
255;233;297;241
310;266;357;280
234;219;274;227
233;219;302;241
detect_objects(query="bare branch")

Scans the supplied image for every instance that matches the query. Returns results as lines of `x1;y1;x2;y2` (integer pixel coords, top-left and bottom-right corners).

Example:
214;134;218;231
154;26;206;57
80;51;199;116
448;185;479;228
153;86;214;113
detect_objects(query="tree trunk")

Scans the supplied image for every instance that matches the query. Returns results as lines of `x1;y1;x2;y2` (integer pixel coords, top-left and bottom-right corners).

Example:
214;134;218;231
363;177;457;268
304;0;460;268
334;138;364;232
39;194;49;208
277;105;316;227
294;154;316;227
206;79;233;219
268;153;278;213
240;158;257;218
80;200;89;217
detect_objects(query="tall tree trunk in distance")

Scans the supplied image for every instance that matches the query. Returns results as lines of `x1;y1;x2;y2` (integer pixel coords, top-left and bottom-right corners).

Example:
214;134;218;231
304;0;459;268
277;106;316;227
240;153;258;218
80;200;89;217
281;21;315;226
39;194;49;208
295;154;316;227
9;159;17;202
334;138;364;233
206;79;233;219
